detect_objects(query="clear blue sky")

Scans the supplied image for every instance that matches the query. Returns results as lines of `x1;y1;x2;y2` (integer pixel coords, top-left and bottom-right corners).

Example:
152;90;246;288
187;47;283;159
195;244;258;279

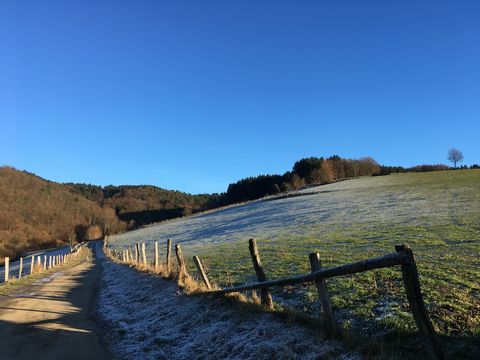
1;1;479;194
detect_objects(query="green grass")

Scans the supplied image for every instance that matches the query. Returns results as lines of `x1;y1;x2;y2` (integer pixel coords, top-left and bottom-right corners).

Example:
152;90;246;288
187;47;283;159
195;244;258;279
181;170;480;358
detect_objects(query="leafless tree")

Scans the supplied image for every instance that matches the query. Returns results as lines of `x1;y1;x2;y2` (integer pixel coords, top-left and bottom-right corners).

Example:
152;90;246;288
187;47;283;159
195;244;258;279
448;148;464;168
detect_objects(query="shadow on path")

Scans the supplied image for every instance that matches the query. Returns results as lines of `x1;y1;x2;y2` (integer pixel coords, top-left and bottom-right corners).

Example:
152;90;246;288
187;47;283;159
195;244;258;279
0;242;109;360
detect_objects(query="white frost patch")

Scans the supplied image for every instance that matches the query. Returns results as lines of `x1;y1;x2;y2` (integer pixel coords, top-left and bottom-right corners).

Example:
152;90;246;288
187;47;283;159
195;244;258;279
33;271;64;285
98;260;361;360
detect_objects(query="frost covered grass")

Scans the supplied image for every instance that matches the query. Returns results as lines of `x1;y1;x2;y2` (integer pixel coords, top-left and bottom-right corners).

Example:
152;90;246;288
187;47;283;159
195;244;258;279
109;170;480;358
98;257;361;360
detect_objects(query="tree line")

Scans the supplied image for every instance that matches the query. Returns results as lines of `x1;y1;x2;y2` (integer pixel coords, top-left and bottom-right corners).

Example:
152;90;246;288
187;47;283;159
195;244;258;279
219;156;381;204
67;184;215;228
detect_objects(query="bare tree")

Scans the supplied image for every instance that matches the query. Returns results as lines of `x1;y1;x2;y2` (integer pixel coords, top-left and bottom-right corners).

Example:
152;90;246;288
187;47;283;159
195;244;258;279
448;148;464;168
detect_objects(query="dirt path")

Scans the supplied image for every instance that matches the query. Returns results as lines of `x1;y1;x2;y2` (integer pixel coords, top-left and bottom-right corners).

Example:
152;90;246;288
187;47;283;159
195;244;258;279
0;243;108;360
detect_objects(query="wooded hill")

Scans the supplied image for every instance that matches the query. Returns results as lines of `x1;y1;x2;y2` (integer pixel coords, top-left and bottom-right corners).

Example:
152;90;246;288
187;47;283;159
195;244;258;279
66;183;216;227
0;167;124;260
0;167;215;260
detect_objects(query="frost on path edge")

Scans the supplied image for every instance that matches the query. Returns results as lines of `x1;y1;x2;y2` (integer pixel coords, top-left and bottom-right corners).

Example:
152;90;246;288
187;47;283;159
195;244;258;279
97;260;360;360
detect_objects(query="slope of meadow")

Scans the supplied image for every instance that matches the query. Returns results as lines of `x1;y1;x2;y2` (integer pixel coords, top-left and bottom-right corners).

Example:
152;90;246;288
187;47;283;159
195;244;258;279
110;170;480;357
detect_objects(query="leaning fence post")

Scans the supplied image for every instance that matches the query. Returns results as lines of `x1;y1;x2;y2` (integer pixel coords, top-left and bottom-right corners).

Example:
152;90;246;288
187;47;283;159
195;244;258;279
175;244;186;276
4;257;9;282
309;252;340;336
135;243;140;264
395;244;445;360
18;257;23;278
248;239;274;309
154;241;159;272
141;242;147;268
193;256;212;290
166;239;172;274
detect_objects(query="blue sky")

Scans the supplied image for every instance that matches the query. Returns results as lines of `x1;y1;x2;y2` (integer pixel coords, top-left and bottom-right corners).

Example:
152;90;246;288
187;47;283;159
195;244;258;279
1;1;479;194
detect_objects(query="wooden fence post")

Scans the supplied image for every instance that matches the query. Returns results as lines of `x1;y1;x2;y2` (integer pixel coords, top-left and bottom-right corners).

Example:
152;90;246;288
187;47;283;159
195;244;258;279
248;239;273;309
175;244;186;276
4;257;9;282
30;255;35;274
49;256;52;269
154;242;159;272
135;243;140;264
395;244;445;360
37;256;41;271
141;242;147;268
193;256;212;290
309;252;340;336
166;239;172;274
18;257;23;278
44;255;47;270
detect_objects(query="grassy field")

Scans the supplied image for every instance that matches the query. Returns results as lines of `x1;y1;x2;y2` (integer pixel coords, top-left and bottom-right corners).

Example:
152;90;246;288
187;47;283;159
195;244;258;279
111;170;480;358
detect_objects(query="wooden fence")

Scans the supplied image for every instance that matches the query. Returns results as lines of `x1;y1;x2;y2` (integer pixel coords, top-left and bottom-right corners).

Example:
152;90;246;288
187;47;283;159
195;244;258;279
105;238;445;360
2;247;82;283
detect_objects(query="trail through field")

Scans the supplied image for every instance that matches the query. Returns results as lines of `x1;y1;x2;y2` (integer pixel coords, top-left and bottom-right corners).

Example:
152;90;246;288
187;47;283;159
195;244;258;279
97;255;360;360
0;242;108;360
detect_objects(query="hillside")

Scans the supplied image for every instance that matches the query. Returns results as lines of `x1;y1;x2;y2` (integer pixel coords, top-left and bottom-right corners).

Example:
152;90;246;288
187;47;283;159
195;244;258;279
109;170;480;357
0;154;399;261
0;167;126;260
67;183;217;227
0;167;222;260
